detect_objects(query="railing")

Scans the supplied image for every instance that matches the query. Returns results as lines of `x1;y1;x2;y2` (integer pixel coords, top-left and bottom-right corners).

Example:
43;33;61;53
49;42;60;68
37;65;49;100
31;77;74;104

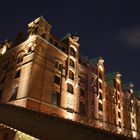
77;117;140;139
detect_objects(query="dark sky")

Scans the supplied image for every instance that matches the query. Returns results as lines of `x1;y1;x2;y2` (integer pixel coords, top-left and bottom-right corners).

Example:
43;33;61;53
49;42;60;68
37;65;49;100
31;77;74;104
0;0;140;90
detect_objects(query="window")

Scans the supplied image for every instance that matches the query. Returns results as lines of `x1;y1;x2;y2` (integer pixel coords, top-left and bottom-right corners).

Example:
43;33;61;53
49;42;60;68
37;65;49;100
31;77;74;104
118;103;120;109
99;82;102;89
54;41;58;47
49;38;53;44
118;112;121;118
69;70;74;80
70;59;75;68
99;72;102;79
55;61;62;71
3;62;8;70
0;75;6;84
118;121;121;128
62;47;66;53
16;52;25;64
98;102;103;111
9;85;18;101
54;75;61;85
70;47;76;57
0;89;2;100
99;92;102;100
67;83;73;94
80;88;85;97
67;95;74;110
132;118;135;123
52;91;60;106
79;102;85;115
15;70;21;79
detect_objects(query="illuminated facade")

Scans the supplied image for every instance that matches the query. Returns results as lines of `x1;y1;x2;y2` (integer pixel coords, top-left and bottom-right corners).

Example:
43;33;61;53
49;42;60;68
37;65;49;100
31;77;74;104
0;16;140;139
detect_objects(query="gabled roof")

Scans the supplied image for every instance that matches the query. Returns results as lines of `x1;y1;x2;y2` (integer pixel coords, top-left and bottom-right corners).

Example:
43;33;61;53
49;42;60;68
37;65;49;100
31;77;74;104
89;57;103;65
135;91;140;100
122;82;134;91
106;80;115;87
105;71;119;81
105;72;121;87
61;33;71;41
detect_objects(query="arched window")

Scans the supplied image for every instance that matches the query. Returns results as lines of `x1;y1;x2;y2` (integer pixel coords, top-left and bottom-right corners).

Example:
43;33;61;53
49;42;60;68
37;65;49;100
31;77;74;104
70;47;76;57
55;61;62;71
9;85;18;101
70;59;75;68
54;75;61;85
67;83;73;94
52;91;60;106
69;70;74;80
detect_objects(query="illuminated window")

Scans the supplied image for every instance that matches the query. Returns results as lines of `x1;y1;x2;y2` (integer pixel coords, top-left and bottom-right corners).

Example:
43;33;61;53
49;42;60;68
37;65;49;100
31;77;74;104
69;70;74;80
55;61;62;71
80;88;85;97
79;102;85;115
67;94;74;111
54;75;61;85
98;102;103;111
9;85;18;101
15;70;21;79
70;47;76;57
52;91;60;106
67;83;73;94
70;59;75;68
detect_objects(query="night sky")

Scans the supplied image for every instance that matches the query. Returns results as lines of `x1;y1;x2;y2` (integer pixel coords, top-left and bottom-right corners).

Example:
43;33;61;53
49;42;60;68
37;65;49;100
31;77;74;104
0;0;140;90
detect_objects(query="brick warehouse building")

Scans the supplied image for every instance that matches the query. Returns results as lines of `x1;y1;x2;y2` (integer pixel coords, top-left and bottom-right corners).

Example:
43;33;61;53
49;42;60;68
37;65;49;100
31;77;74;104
0;16;140;139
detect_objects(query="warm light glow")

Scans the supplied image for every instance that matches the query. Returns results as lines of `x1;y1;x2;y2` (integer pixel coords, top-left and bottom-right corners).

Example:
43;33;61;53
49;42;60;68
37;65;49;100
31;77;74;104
116;78;120;84
28;35;35;41
98;65;104;72
28;42;33;47
132;131;137;138
98;78;102;83
66;112;74;120
0;45;7;54
75;83;79;88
